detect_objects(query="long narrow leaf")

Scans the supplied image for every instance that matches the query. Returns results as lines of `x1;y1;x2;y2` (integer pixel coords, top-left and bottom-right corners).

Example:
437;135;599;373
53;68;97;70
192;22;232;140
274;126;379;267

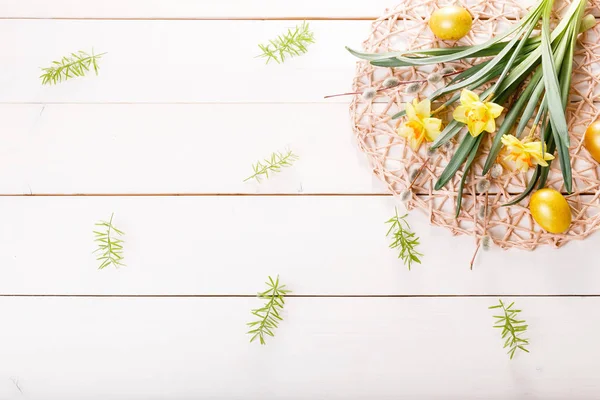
351;37;541;65
540;0;570;147
482;74;542;174
503;168;541;206
489;18;539;97
431;120;464;149
349;0;546;65
514;69;545;138
455;135;483;217
435;134;477;190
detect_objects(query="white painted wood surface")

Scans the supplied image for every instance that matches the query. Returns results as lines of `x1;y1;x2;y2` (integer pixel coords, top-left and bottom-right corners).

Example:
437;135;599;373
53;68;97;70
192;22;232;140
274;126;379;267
0;0;540;18
0;0;393;18
0;0;599;398
0;104;380;194
1;196;598;295
0;297;597;400
0;20;368;103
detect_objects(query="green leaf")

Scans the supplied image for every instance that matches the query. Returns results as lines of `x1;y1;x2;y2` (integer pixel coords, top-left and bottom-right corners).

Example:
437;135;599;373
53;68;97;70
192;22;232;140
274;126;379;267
540;1;572;192
514;70;545;138
244;149;299;183
93;213;125;270
455;135;483;217
247;275;291;345
435;134;477;190
40;49;105;85
482;76;541;174
490;299;529;359
385;208;422;270
347;0;545;65
258;21;315;64
431;121;464;149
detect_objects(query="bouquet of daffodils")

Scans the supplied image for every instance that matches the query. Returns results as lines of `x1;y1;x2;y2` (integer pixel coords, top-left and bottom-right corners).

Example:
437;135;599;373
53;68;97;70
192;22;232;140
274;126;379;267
348;0;595;217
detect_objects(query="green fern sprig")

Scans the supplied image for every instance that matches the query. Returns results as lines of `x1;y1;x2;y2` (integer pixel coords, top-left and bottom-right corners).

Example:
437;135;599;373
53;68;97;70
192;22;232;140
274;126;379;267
258;21;315;64
40;49;106;85
93;213;125;269
489;299;530;359
385;208;423;270
244;149;299;183
247;275;291;345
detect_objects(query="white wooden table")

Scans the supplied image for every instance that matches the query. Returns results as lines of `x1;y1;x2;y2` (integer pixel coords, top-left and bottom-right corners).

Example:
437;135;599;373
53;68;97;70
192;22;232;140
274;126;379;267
0;1;599;399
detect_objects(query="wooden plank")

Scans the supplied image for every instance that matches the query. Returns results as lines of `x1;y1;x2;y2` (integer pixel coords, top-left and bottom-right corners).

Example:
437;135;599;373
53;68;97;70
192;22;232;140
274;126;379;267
5;16;594;104
2;102;598;196
0;104;382;195
0;20;370;103
0;296;598;399
0;0;538;19
0;195;598;295
0;0;391;19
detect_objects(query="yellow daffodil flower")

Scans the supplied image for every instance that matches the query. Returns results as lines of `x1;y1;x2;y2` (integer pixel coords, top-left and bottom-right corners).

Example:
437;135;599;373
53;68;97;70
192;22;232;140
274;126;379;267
501;134;555;171
453;89;504;137
397;99;442;151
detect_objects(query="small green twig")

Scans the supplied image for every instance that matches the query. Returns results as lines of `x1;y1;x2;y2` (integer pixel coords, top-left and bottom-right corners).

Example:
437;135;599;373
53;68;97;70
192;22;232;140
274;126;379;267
93;213;125;269
244;150;299;183
247;275;291;345
258;21;315;64
40;49;106;85
489;299;530;359
385;208;423;270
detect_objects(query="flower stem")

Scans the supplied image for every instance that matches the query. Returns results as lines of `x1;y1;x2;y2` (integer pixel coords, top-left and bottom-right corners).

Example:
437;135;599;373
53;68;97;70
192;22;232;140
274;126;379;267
323;70;462;99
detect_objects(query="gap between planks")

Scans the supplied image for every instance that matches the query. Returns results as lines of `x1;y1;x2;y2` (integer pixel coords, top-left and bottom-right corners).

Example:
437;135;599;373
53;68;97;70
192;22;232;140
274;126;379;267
0;192;595;197
0;16;379;21
1;16;598;21
0;16;533;21
0;294;598;298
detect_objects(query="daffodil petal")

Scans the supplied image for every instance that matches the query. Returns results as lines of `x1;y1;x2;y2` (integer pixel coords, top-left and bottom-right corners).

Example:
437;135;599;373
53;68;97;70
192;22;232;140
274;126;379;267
469;120;486;137
414;99;431;119
408;135;422;151
485;102;504;118
453;106;468;123
398;123;411;139
524;142;542;152
460;89;479;106
516;159;529;171
405;102;417;121
423;117;442;141
484;117;496;133
501;134;515;147
501;135;523;150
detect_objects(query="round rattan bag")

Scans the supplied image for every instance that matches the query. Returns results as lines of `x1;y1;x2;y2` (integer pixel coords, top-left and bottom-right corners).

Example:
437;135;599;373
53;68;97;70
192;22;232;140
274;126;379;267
350;0;600;250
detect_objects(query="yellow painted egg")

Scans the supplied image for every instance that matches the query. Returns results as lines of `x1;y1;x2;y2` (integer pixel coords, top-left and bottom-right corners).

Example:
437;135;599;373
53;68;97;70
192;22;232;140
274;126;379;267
584;119;600;163
429;6;473;41
529;188;572;234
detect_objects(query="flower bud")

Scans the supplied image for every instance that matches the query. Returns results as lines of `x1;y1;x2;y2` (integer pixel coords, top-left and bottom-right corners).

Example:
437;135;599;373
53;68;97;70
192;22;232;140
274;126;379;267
399;189;412;203
408;166;420;182
476;178;491;193
405;82;422;94
481;235;491;251
580;14;596;33
477;205;487;219
382;77;401;88
427;72;443;84
490;163;503;179
362;87;377;100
